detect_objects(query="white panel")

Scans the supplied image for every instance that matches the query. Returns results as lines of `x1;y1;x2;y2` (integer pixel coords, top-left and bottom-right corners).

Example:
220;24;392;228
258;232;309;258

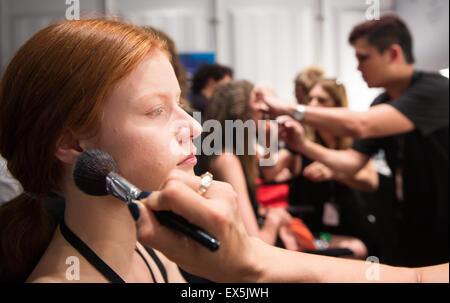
396;0;449;71
105;0;214;53
216;0;320;103
1;0;105;72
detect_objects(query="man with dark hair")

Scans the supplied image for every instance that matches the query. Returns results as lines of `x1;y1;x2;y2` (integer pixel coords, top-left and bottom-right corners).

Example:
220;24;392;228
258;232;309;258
349;15;415;64
190;63;233;113
260;15;448;267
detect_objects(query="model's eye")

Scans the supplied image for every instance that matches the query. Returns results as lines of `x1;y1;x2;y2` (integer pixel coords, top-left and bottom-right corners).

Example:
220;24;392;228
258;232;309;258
148;106;166;116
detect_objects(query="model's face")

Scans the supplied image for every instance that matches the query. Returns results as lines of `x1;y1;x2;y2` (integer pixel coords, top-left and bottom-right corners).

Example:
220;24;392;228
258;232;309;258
353;37;391;88
248;88;266;123
93;51;202;190
295;84;308;105
308;84;336;108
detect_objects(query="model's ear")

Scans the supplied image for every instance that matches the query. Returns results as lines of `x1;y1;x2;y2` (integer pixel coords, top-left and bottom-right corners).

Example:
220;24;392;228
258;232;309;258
54;130;86;165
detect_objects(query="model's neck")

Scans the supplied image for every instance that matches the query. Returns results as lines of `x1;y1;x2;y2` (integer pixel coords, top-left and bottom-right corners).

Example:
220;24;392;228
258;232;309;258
385;65;416;100
63;185;138;270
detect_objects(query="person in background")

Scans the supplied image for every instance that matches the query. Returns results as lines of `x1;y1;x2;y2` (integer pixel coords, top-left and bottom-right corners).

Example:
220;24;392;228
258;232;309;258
190;63;233;113
294;65;325;105
133;169;449;283
197;80;299;250
261;79;378;259
258;15;449;267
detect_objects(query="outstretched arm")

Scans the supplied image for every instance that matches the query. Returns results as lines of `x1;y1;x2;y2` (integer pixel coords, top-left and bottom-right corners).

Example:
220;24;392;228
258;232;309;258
277;116;371;175
256;86;414;139
134;169;449;283
259;148;302;183
303;158;379;192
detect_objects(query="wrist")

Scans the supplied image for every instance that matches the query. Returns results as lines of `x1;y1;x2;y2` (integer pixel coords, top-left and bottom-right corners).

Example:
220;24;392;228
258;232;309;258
239;237;268;282
241;237;272;283
292;104;307;122
279;103;297;117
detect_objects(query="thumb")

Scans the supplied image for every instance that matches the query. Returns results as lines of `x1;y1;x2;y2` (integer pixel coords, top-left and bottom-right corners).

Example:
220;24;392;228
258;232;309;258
128;200;157;244
128;191;165;246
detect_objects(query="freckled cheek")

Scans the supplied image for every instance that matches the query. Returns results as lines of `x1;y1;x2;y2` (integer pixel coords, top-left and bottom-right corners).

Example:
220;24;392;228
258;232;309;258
119;142;176;190
131;134;182;189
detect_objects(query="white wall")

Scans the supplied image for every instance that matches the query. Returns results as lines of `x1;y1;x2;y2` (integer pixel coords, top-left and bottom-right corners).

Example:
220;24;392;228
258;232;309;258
215;0;320;104
0;0;105;72
1;0;449;109
105;0;215;53
395;0;449;72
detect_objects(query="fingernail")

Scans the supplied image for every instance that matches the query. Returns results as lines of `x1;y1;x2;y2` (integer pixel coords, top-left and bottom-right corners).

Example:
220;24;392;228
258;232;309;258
128;202;140;221
138;191;152;200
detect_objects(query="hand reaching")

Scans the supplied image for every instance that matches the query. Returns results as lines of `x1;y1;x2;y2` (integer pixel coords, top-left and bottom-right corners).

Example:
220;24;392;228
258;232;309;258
133;169;258;282
254;85;289;118
303;161;335;182
277;115;306;152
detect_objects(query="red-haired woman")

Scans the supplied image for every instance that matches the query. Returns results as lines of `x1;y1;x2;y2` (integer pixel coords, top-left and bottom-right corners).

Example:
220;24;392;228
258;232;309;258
0;18;203;282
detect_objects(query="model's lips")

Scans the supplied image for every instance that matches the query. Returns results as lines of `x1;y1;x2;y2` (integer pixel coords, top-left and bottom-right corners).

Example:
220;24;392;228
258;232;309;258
177;154;197;167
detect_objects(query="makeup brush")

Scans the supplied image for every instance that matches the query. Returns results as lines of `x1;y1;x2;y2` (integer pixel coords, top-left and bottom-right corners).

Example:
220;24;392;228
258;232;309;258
73;149;220;252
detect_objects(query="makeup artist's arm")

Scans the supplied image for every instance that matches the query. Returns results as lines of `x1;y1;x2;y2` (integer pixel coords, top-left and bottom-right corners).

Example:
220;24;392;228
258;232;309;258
278;116;371;176
141;172;449;282
256;87;414;138
134;170;449;283
303;159;379;192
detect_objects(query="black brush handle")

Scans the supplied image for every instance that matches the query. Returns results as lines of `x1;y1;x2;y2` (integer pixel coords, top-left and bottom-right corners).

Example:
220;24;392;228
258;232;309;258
154;211;220;252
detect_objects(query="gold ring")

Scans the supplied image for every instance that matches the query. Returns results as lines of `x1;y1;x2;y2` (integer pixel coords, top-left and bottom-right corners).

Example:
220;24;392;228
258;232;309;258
197;172;213;195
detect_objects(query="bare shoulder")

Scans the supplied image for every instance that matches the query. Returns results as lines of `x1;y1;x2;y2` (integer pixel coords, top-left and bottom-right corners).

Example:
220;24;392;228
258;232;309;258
212;153;240;168
210;153;246;182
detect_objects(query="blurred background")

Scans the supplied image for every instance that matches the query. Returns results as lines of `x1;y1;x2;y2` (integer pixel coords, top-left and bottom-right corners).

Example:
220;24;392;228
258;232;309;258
1;0;448;110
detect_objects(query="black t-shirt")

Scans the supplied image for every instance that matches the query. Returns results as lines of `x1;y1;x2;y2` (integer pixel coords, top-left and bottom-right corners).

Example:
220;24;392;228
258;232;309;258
352;71;449;267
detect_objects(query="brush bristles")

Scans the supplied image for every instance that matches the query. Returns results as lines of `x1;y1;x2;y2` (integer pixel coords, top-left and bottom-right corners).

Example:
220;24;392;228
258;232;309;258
73;149;119;196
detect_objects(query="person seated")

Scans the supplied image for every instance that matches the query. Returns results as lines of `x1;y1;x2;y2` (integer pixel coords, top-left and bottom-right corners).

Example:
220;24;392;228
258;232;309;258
196;80;301;250
189;63;233;113
294;65;325;105
0;18;202;283
258;79;379;259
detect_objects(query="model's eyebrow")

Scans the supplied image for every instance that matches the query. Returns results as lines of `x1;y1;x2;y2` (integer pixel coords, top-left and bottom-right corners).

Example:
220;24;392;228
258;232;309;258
132;92;170;104
133;89;181;104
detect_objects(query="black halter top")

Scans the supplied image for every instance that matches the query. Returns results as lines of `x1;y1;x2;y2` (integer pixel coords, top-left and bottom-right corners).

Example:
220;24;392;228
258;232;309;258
59;219;168;283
